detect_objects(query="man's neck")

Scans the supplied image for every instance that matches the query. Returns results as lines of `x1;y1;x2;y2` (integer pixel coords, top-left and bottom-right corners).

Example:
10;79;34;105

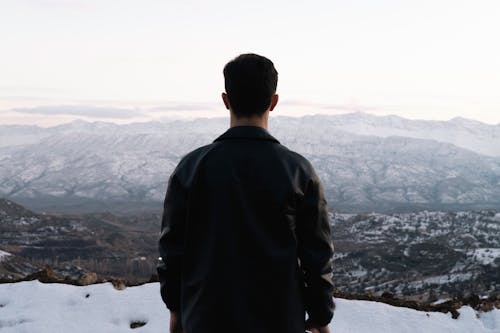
230;112;269;129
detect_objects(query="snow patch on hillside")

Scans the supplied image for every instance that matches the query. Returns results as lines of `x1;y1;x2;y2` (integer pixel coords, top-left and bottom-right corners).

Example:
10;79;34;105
0;281;498;332
470;248;500;265
0;250;11;262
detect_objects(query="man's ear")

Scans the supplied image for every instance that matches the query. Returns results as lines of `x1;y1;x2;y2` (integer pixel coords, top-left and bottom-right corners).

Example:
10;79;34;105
269;94;279;112
221;93;231;110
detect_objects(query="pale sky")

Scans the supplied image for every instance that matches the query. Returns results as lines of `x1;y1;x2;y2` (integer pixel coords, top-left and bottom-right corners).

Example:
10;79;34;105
1;0;500;126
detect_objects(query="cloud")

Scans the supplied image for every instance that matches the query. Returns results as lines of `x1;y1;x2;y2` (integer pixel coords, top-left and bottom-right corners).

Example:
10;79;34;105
320;104;380;112
19;0;92;10
12;105;144;119
0;86;69;94
280;100;379;111
149;103;216;112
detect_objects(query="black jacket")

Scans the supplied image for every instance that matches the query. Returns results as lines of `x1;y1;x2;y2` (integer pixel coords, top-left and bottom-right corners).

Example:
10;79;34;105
158;126;334;333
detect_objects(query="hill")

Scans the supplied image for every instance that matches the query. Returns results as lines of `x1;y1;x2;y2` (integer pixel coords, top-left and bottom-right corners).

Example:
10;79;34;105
0;198;159;281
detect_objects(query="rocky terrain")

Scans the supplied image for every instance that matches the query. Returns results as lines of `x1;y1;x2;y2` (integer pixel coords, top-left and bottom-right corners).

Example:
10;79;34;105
331;210;500;299
1;198;498;299
0;198;159;282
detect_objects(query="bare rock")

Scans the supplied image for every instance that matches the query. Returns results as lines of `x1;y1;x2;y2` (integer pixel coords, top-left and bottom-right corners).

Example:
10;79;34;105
111;279;127;290
77;272;98;286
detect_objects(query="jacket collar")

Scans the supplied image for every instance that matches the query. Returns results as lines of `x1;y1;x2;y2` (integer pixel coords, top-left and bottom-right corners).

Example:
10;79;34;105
214;126;280;144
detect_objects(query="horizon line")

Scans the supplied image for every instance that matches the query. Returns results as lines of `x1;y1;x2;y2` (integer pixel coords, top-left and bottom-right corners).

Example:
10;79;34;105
1;110;499;129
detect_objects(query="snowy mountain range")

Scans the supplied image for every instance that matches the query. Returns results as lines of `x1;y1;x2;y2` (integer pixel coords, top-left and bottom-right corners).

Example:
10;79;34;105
1;113;500;213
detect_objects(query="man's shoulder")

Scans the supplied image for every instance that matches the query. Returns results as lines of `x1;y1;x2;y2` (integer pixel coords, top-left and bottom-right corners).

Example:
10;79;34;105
186;140;313;165
181;143;219;163
175;142;220;174
174;140;316;180
277;145;316;173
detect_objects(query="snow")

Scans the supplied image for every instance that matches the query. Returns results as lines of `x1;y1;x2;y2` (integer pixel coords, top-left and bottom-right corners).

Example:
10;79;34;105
0;281;499;332
420;273;473;285
469;248;500;265
0;250;11;262
431;298;452;305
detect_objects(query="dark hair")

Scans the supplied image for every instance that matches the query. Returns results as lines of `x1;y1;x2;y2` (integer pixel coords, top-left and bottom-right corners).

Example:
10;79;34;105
223;53;278;117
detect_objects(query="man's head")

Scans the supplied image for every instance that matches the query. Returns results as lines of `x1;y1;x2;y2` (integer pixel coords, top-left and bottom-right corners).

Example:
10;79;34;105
222;53;279;118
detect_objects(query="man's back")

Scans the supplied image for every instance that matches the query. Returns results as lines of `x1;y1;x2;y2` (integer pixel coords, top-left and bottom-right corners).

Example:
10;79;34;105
158;126;334;333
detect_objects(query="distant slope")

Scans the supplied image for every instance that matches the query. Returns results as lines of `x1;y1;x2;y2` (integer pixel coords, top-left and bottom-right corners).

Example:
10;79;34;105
289;113;500;157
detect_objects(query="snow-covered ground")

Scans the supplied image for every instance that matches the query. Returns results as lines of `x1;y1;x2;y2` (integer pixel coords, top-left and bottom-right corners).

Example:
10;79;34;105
469;248;500;265
0;281;498;332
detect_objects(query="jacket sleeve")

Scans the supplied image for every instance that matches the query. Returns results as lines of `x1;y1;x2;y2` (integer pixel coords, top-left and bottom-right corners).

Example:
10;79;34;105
296;170;335;327
157;171;188;311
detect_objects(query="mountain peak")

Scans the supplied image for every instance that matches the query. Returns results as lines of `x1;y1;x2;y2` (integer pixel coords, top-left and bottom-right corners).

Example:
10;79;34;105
449;116;484;126
0;198;35;217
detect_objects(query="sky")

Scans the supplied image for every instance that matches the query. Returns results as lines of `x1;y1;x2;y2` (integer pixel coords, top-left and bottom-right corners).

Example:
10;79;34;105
1;0;499;126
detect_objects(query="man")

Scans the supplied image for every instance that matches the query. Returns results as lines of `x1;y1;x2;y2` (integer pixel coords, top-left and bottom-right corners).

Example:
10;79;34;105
158;53;334;333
